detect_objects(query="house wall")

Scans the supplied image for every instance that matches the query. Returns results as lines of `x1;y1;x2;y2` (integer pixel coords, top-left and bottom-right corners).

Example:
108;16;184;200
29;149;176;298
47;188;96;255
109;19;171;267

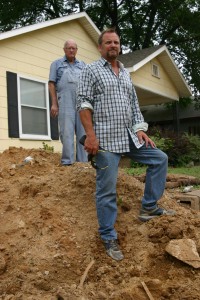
0;20;99;152
131;57;179;101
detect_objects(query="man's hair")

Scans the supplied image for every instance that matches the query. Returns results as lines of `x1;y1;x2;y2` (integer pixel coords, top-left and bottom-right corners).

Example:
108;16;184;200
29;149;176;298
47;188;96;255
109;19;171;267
63;40;77;49
98;28;119;45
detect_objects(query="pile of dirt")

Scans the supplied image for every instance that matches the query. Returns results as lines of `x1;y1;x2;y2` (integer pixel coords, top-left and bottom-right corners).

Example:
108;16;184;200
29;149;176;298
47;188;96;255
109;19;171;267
0;147;200;300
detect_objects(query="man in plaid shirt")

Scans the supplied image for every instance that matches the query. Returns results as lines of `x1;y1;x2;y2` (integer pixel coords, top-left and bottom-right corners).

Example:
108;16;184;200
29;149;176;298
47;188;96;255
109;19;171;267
77;28;176;261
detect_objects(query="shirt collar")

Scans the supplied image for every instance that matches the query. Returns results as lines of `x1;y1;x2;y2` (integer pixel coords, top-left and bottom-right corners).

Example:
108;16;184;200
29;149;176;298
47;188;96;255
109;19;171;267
63;56;79;64
100;57;124;70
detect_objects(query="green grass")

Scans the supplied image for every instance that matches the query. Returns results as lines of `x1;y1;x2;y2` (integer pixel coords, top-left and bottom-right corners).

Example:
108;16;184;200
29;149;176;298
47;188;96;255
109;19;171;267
167;166;200;179
126;165;200;179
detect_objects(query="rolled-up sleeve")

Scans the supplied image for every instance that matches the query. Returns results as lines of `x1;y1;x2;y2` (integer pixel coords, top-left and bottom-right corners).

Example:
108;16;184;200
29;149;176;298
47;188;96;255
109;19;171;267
76;65;95;112
131;84;148;132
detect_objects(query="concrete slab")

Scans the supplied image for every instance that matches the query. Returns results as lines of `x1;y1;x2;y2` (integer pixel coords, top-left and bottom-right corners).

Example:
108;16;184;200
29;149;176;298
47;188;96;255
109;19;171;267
166;239;200;269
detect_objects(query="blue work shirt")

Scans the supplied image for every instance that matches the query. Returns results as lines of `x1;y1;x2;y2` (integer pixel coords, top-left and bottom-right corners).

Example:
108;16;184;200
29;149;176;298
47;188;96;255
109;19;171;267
49;56;85;86
49;56;85;111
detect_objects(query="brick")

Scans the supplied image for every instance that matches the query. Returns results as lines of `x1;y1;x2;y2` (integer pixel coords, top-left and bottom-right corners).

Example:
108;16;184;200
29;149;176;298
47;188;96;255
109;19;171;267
177;195;200;211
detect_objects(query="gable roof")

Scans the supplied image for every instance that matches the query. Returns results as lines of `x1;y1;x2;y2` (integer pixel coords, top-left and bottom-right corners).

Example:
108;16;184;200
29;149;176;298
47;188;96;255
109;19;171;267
0;12;100;43
119;45;164;68
119;45;192;98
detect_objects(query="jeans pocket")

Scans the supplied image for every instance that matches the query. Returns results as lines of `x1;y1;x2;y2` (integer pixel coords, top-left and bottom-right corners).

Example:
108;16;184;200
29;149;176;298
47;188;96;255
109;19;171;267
95;150;109;170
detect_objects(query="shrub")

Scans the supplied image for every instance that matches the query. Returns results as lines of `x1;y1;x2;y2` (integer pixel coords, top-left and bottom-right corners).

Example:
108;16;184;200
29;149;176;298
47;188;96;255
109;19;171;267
184;133;200;164
130;127;200;168
147;127;200;167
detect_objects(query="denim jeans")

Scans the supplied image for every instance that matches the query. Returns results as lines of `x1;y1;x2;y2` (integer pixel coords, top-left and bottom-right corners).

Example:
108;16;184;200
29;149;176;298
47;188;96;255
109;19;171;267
95;138;168;240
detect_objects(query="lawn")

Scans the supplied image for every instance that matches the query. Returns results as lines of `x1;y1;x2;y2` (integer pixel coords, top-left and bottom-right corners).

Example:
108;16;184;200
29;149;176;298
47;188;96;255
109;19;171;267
167;166;200;179
126;165;200;179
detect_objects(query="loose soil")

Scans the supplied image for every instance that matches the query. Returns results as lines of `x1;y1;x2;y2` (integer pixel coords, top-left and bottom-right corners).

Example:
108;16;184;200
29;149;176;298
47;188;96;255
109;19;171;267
0;147;199;300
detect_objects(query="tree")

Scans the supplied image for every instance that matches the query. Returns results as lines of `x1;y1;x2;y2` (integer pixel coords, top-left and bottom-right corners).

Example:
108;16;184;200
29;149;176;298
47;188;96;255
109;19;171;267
0;0;199;103
0;0;77;31
86;0;200;103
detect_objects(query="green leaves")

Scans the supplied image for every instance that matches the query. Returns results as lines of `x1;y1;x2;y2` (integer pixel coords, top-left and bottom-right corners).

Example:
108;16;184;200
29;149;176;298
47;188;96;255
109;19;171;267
0;0;199;99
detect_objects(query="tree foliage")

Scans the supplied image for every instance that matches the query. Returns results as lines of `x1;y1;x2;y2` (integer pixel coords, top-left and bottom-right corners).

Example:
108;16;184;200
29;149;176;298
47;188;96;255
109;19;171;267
0;0;199;103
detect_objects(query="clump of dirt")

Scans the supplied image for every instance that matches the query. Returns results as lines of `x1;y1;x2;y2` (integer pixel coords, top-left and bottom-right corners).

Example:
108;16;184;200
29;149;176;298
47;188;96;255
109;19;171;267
0;147;200;300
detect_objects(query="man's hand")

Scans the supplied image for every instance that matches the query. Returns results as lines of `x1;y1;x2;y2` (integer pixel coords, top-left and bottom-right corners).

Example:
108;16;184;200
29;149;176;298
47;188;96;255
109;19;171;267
79;109;99;155
50;104;59;118
137;130;156;148
84;134;99;155
49;81;58;118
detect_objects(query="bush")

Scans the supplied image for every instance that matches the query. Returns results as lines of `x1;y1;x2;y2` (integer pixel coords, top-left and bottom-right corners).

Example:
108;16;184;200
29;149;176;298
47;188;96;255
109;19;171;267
148;127;200;167
130;127;200;168
184;133;200;164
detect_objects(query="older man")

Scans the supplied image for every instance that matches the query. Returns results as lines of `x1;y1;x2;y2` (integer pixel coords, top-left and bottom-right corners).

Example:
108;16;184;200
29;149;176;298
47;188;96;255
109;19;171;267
49;39;87;165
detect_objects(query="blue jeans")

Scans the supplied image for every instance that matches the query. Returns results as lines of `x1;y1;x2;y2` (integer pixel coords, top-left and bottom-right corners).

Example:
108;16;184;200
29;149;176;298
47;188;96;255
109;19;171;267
95;139;168;240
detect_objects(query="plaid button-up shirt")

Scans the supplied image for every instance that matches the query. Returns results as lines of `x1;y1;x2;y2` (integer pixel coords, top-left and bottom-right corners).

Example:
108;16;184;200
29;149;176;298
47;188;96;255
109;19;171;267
77;57;148;153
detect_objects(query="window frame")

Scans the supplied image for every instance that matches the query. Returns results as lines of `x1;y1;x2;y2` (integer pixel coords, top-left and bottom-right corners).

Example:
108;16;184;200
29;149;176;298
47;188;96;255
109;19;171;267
17;74;51;140
151;62;160;78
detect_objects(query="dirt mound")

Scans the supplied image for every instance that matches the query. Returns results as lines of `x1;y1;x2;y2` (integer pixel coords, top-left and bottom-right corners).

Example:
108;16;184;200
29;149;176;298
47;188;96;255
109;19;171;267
0;147;200;300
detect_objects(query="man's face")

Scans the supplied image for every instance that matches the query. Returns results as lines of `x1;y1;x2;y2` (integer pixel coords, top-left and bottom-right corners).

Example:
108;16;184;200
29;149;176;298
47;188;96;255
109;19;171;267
63;41;77;62
98;32;120;61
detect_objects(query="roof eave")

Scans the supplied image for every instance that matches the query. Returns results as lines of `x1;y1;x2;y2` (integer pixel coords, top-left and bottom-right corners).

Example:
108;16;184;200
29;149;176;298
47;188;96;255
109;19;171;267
0;12;100;43
163;47;192;97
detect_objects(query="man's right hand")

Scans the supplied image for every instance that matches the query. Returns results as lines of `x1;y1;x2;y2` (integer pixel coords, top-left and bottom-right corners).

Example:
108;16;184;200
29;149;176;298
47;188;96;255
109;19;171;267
49;81;58;118
79;109;99;155
50;104;59;118
84;134;99;155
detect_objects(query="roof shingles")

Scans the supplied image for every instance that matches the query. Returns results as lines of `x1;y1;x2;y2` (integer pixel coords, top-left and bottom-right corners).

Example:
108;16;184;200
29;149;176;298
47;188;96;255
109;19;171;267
119;45;164;67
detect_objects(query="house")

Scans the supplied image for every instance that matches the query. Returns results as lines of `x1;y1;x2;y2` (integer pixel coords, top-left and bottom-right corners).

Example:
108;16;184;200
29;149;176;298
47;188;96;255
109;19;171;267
119;45;192;106
0;15;192;153
0;12;100;152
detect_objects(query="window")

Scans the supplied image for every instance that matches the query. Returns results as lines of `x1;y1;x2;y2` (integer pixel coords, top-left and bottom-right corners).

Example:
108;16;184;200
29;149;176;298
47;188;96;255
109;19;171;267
18;76;50;139
6;71;59;140
151;63;160;78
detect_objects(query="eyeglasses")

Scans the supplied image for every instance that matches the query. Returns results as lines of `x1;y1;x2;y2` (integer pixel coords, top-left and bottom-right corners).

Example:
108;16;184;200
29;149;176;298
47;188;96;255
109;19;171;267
65;47;77;51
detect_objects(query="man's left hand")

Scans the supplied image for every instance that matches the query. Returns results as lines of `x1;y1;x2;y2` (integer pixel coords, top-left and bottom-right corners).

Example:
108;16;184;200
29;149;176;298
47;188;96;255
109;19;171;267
137;130;156;148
